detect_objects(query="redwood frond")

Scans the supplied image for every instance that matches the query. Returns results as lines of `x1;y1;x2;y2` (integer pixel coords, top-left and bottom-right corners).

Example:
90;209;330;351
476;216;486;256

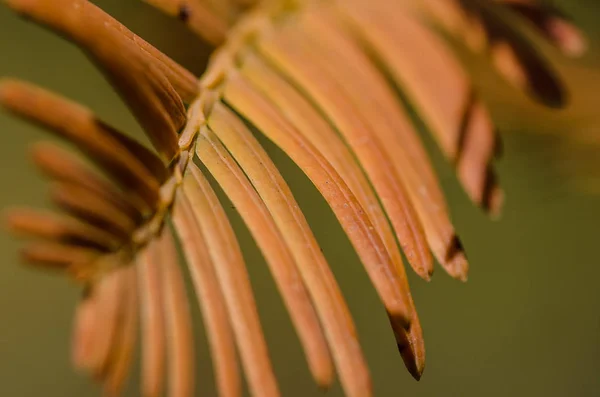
470;0;567;107
187;151;334;388
238;53;426;378
19;241;99;273
97;128;169;184
196;109;360;386
336;1;502;217
71;293;99;370
142;0;230;45
172;191;242;397
0;81;161;211
71;271;131;378
1;1;586;396
157;227;195;397
298;7;470;279
7;209;119;251
102;267;138;397
457;100;505;216
189;129;287;397
222;73;393;396
498;0;587;57
213;95;412;317
257;32;433;279
339;0;470;161
50;183;138;241
416;0;574;107
30;143;143;222
137;246;167;397
82;269;127;378
5;0;194;160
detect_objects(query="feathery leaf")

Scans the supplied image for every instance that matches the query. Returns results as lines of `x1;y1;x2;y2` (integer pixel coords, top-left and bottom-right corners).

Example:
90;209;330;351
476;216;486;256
1;0;587;395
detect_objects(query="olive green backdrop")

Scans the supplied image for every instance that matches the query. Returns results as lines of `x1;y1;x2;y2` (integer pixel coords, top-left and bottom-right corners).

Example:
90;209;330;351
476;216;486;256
0;1;599;396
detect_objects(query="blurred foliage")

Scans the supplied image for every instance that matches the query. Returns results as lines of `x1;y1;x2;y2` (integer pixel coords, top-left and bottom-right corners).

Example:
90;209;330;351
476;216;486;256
0;1;598;396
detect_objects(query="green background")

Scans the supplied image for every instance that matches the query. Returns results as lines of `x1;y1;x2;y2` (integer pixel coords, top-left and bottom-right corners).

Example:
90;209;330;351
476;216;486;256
0;1;599;396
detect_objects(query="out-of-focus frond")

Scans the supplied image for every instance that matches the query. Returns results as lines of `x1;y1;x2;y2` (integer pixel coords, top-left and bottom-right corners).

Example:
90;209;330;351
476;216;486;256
1;0;587;396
